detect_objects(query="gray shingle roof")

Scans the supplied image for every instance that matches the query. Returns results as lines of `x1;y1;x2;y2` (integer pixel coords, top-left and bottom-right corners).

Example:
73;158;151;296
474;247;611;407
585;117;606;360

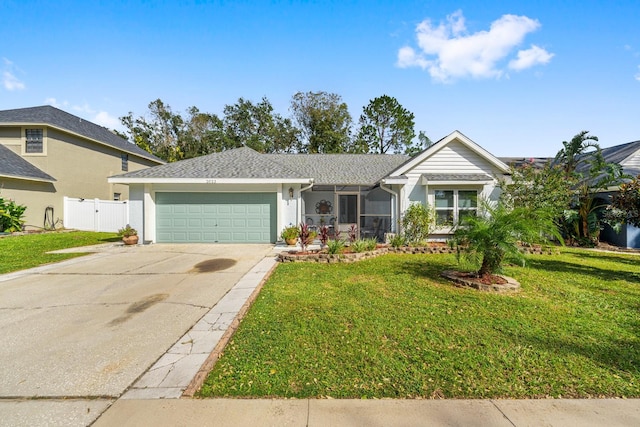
600;140;640;166
421;173;493;182
112;147;410;185
113;147;309;179
0;105;163;164
267;153;409;185
573;140;640;182
499;157;552;170
0;144;56;182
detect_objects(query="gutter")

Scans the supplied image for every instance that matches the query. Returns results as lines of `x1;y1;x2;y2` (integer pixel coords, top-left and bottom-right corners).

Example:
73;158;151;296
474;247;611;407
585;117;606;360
380;181;398;234
297;180;314;225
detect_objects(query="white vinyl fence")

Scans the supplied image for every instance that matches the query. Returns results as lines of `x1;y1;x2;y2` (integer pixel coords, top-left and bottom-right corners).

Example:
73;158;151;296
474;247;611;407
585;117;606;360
64;197;129;232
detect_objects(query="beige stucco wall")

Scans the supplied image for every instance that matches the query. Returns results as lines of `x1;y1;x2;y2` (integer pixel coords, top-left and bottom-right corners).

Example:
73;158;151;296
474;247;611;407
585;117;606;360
0;126;159;230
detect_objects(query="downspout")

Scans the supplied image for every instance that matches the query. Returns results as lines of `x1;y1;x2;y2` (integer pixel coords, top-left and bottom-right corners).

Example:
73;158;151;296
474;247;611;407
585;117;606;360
380;182;398;234
298;180;314;226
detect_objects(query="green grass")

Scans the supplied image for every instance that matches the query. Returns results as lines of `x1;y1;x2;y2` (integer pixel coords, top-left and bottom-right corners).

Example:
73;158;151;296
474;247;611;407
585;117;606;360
0;231;119;274
199;248;640;399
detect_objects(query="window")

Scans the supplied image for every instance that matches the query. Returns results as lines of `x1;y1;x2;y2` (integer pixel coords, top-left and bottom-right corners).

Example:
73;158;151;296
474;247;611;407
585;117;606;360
113;193;121;201
434;189;478;227
25;129;43;153
434;190;454;226
121;153;129;171
458;190;478;222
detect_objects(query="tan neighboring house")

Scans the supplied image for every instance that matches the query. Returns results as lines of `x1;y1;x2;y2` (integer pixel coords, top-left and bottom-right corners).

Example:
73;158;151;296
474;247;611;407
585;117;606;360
0;105;163;230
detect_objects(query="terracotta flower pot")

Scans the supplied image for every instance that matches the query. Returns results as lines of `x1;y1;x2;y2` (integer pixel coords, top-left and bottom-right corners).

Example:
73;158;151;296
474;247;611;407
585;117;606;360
285;237;298;246
122;235;139;245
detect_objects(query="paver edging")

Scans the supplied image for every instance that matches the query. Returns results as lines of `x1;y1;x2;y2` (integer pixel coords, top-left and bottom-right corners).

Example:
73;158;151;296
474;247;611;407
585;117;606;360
277;245;558;263
181;259;279;398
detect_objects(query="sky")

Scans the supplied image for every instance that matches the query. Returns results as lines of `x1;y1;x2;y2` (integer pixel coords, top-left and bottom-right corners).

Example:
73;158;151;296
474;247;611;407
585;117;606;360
1;0;639;157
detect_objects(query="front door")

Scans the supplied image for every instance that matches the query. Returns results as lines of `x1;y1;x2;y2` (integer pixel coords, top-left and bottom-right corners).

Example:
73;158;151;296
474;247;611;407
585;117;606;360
337;194;358;236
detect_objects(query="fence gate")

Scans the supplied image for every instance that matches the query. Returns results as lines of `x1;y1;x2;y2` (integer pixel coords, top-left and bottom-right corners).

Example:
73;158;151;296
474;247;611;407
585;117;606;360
64;197;129;232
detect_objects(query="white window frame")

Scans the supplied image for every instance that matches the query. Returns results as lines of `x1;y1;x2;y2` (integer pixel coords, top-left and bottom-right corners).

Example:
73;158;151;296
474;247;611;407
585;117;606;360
430;188;479;232
22;127;47;156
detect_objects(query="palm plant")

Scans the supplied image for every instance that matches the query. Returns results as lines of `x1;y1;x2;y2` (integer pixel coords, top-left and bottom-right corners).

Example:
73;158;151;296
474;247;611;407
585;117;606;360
452;200;562;277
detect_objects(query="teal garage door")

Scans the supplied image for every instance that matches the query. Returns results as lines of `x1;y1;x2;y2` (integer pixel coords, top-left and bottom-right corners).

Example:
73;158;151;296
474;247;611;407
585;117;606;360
156;192;276;243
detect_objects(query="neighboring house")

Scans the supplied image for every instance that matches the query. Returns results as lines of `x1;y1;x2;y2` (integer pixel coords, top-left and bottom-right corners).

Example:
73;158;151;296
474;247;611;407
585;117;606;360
0;105;164;229
594;139;640;248
109;130;510;244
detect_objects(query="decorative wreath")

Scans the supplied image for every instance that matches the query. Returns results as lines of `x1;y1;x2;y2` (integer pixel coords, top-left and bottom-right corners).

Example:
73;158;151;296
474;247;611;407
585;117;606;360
315;200;333;214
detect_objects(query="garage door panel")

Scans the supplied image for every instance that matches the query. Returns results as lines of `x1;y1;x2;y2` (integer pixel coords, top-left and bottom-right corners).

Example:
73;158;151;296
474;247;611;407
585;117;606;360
156;192;276;243
217;218;232;228
232;205;247;215
173;218;188;227
246;218;263;227
217;205;232;214
233;218;247;228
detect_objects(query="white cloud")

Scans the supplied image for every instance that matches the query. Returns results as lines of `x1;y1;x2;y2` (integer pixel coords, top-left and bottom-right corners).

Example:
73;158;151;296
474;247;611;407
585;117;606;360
635;66;640;82
509;45;554;70
397;10;553;82
2;58;25;91
44;98;120;129
44;97;69;108
92;111;120;129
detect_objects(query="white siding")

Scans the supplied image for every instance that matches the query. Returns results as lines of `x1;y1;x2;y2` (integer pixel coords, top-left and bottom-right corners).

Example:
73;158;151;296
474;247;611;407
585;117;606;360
621;149;640;168
407;141;497;177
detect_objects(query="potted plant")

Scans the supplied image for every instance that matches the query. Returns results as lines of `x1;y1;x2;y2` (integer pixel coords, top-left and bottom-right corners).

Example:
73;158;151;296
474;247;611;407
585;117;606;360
118;224;139;245
280;225;299;246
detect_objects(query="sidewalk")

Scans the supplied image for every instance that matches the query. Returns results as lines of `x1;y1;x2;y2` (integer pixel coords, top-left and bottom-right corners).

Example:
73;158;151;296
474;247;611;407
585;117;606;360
92;245;640;426
94;397;640;426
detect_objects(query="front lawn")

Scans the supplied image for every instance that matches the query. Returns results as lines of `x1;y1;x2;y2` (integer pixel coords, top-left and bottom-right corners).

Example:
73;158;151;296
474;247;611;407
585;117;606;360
0;231;119;274
199;248;640;399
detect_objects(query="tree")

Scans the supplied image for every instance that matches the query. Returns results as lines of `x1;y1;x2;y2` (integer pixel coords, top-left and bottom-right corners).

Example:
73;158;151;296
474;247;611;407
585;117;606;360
604;175;640;229
552;131;627;245
223;97;299;153
499;162;576;221
120;99;186;162
554;130;599;176
452;200;562;277
290;91;353;153
357;95;415;154
404;130;433;157
180;107;227;158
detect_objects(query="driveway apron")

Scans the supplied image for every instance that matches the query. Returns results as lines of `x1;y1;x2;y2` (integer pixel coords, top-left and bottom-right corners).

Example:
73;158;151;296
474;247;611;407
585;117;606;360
0;243;272;426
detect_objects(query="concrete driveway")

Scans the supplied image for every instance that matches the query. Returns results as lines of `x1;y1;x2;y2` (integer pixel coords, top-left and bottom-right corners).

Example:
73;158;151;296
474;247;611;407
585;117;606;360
0;243;273;426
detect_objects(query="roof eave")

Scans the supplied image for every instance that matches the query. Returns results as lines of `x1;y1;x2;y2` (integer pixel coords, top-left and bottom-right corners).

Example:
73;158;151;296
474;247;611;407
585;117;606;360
381;176;409;185
0;173;56;183
107;177;314;184
0;121;164;164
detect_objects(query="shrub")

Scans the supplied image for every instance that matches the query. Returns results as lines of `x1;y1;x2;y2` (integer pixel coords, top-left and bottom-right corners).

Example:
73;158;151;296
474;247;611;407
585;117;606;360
0;195;27;232
350;239;368;253
400;203;434;243
318;225;330;246
298;223;317;252
349;239;376;253
363;237;377;251
388;233;406;248
347;224;358;243
326;238;345;254
117;224;137;237
280;225;299;241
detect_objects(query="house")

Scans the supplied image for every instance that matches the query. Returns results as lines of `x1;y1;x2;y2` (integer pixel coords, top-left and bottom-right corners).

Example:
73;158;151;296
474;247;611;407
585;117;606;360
594;139;640;248
0;106;164;229
109;130;510;244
